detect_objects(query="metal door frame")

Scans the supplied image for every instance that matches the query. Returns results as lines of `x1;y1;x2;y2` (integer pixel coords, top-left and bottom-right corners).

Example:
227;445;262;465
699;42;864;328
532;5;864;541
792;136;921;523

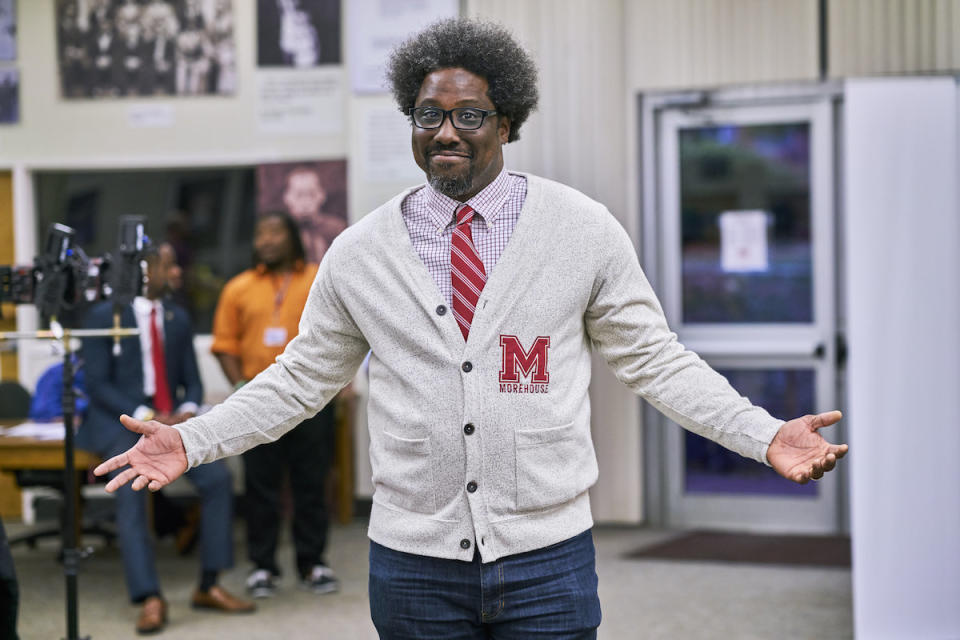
636;83;848;534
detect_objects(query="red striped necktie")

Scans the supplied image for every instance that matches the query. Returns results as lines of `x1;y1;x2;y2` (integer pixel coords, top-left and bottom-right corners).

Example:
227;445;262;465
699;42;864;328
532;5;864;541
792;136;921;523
150;306;174;414
451;204;486;340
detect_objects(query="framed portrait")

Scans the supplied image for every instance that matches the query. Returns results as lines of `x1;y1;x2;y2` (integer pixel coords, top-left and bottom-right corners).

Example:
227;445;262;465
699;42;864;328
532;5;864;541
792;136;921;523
256;159;348;264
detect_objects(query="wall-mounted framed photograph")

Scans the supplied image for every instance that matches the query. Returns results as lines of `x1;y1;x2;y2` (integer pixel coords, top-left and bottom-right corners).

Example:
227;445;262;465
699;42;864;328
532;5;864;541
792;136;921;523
257;0;341;68
256;159;348;264
56;0;236;99
0;0;15;61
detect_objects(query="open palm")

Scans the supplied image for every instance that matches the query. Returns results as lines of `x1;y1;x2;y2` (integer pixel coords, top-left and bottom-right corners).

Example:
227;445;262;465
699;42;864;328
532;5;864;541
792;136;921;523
767;410;848;484
94;414;189;492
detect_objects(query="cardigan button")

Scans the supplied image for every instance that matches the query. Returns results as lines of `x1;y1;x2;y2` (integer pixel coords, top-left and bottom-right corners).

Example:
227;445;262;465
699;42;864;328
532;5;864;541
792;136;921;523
463;423;475;435
436;304;447;316
466;481;477;493
461;361;472;373
460;538;471;550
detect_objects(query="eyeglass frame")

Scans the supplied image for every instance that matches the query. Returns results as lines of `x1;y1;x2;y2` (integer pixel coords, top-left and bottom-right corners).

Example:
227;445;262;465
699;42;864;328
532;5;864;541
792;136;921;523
408;106;499;131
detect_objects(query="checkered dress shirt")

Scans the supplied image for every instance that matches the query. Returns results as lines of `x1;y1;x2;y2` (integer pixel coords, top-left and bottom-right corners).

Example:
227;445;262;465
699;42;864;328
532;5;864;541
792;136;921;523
401;170;527;306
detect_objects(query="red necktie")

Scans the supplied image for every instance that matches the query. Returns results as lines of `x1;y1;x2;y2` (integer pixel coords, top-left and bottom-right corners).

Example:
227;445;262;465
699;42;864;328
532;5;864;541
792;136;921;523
451;204;486;340
150;306;173;413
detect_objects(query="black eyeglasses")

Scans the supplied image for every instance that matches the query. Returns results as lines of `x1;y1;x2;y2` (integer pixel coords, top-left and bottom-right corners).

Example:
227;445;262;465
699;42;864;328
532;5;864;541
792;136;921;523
408;106;498;131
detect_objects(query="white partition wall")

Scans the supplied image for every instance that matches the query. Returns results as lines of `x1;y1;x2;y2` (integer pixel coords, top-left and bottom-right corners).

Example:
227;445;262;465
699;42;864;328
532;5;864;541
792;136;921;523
844;77;960;639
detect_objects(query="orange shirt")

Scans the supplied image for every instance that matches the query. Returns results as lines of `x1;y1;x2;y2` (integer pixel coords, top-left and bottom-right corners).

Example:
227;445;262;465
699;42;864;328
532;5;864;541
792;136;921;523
211;262;319;381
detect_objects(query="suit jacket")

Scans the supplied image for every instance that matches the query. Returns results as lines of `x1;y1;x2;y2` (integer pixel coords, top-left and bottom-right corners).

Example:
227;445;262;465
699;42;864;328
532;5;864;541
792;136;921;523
77;299;202;454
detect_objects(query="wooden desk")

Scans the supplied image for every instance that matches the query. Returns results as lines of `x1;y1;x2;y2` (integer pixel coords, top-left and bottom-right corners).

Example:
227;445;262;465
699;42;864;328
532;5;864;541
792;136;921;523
0;421;100;519
0;406;355;523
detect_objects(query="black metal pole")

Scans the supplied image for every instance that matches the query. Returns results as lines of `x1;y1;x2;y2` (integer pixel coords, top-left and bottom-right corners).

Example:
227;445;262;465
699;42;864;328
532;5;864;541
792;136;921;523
60;342;85;640
0;326;136;639
818;0;829;81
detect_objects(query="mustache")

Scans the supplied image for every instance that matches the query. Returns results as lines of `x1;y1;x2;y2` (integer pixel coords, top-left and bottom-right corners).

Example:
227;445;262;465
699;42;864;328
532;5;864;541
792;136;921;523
427;144;472;157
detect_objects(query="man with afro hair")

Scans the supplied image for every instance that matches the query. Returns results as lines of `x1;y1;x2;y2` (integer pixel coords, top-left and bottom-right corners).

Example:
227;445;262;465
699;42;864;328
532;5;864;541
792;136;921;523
97;17;847;639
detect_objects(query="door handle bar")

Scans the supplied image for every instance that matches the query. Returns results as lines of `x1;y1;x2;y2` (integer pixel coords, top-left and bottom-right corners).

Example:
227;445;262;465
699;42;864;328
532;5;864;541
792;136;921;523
680;339;827;359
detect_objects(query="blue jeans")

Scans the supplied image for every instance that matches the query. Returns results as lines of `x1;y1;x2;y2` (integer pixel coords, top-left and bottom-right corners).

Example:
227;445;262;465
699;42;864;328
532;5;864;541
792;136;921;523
369;529;601;639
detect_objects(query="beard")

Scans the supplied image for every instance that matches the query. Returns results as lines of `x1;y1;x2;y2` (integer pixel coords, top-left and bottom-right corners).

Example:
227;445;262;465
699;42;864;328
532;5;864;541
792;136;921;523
257;249;287;270
426;157;474;199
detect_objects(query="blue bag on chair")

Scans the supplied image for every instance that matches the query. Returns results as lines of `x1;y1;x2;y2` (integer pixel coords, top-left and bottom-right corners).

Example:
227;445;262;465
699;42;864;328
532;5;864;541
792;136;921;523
28;357;88;421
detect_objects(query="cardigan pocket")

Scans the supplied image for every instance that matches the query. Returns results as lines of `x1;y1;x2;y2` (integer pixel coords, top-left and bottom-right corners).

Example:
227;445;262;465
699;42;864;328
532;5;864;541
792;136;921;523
379;430;438;515
515;421;598;512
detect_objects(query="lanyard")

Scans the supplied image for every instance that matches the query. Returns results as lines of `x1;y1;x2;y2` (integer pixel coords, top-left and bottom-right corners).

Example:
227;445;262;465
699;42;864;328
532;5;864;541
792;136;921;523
272;272;292;319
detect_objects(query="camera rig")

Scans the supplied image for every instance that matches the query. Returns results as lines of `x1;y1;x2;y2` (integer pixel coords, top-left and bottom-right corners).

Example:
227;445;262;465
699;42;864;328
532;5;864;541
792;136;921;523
0;215;151;326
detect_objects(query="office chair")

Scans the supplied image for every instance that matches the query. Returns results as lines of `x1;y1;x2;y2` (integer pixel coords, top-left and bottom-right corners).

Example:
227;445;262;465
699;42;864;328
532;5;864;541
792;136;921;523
0;381;31;420
0;380;115;552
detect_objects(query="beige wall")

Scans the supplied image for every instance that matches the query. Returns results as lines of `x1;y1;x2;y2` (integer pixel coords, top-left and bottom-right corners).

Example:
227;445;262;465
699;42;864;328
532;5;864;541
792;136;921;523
625;0;819;90
0;2;346;167
829;0;960;75
624;0;960;89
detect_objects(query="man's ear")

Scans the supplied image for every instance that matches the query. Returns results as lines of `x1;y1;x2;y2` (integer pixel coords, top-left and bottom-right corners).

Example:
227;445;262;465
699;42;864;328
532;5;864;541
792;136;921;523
498;116;511;143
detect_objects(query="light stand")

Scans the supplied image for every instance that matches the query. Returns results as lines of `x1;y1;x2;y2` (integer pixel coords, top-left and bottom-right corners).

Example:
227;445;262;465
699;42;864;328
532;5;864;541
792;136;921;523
1;216;149;639
0;322;138;640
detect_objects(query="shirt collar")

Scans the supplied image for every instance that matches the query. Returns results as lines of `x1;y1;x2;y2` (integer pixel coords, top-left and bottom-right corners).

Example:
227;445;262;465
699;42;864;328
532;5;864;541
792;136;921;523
132;296;161;315
422;168;513;234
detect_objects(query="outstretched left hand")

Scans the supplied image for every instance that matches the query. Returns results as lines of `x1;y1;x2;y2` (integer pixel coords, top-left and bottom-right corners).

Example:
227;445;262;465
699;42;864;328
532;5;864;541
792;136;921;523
767;410;848;484
94;414;189;493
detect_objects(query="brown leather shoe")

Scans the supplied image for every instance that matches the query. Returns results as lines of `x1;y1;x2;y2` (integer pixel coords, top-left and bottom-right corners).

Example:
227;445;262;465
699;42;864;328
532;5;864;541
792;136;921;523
135;596;167;635
191;585;256;613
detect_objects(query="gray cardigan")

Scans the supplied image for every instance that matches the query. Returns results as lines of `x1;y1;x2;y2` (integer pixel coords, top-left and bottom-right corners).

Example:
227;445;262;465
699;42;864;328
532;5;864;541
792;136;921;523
177;173;783;562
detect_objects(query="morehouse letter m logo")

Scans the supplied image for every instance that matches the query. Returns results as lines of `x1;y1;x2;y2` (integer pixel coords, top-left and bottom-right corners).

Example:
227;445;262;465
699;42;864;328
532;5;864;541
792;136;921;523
498;335;550;394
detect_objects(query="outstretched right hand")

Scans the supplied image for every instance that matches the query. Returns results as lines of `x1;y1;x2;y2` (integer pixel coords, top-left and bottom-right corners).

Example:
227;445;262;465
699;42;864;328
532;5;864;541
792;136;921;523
94;414;189;493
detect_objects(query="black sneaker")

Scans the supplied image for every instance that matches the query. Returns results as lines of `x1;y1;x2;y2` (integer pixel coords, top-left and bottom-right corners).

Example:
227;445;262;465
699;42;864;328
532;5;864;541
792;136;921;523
300;565;339;594
245;569;276;599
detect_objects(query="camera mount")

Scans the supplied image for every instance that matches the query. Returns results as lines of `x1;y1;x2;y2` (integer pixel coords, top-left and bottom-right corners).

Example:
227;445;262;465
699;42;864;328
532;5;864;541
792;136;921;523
0;216;153;640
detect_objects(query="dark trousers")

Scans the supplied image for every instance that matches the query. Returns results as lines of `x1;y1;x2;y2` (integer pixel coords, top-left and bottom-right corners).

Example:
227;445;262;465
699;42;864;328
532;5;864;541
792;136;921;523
243;404;336;578
0;518;19;640
369;529;602;639
105;436;234;602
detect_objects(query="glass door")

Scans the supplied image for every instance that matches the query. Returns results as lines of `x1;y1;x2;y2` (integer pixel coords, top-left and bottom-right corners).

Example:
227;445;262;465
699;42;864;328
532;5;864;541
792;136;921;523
656;101;839;533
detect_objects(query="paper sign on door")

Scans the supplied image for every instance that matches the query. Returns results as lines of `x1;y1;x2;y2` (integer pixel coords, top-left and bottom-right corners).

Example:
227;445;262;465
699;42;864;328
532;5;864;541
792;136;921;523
719;210;769;273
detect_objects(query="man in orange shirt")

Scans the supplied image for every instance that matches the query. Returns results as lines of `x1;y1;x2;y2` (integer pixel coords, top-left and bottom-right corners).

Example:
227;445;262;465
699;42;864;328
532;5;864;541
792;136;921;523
211;210;338;597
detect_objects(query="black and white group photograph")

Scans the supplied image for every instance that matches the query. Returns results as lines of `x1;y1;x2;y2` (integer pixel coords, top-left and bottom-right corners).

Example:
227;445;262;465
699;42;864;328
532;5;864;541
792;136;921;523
55;0;236;99
257;0;340;67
